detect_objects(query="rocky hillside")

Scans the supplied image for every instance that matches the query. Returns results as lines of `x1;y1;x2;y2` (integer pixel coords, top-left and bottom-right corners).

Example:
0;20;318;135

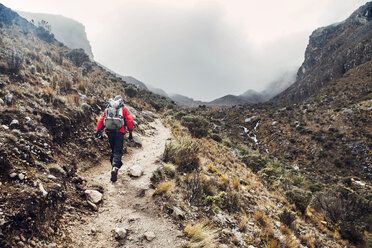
17;11;94;59
164;3;371;246
0;4;173;247
274;2;372;104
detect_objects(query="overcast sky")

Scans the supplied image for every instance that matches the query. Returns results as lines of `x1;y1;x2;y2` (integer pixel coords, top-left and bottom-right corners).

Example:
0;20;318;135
0;0;369;101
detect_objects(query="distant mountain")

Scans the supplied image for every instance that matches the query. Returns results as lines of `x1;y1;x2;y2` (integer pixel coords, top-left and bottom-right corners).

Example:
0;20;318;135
274;2;372;104
17;11;94;59
147;85;169;97
119;76;148;90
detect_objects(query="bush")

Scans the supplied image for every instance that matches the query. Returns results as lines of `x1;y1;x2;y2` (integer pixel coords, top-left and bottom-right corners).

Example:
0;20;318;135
279;207;296;226
65;48;90;67
181;115;209;138
311;185;371;244
163;136;200;172
150;163;176;186
4;49;24;73
35;20;55;43
241;154;267;172
285;187;312;214
125;85;138;97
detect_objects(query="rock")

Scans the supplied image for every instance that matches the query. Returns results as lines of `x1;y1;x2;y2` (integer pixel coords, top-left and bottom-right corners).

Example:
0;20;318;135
87;200;98;211
245;116;257;123
46;243;57;248
30;240;36;246
49;165;67;177
85;190;102;204
132;135;142;147
25;117;33;126
18;173;25;180
9;172;17;178
114;227;127;240
272;121;278;126
129;165;143;177
172;206;185;219
1;125;9;130
144;231;156;241
5;93;13;104
38;181;48;197
10;119;19;128
47;175;57;180
0;98;3;105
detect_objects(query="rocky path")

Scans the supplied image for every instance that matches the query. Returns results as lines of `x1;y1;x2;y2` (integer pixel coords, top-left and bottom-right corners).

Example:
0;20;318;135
66;119;182;248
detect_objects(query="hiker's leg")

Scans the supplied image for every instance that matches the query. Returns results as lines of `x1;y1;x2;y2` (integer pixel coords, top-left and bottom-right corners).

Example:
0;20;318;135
107;132;116;166
112;132;124;169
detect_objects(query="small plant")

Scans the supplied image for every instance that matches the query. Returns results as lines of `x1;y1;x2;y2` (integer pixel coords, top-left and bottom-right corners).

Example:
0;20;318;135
184;221;218;248
153;180;175;196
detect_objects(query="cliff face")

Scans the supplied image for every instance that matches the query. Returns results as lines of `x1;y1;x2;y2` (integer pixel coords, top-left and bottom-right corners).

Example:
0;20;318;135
17;11;94;59
274;2;372;104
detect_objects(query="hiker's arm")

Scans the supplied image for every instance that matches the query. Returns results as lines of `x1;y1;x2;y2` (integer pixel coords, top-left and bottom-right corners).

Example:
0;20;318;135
97;112;105;131
124;110;134;130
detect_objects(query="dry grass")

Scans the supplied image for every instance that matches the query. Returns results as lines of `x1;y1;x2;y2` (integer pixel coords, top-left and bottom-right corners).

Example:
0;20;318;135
254;211;269;227
184;221;219;248
153;180;175;196
232;177;240;190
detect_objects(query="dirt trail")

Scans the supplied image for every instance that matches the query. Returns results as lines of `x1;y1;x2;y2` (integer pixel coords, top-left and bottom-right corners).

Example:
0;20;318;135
66;119;182;248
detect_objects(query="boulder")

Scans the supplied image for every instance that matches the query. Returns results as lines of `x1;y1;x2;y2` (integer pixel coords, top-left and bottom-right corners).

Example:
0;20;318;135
132;135;142;147
114;227;127;240
129;165;143;177
85;190;102;204
144;231;156;241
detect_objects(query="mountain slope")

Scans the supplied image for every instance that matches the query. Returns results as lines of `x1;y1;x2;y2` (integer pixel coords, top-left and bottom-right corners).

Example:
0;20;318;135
274;2;372;104
0;4;174;247
17;11;94;59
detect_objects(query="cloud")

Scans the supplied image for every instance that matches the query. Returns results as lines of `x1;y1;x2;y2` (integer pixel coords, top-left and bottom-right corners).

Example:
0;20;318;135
92;1;307;101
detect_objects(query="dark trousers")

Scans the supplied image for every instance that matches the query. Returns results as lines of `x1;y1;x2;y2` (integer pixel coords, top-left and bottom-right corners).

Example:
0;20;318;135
107;132;124;169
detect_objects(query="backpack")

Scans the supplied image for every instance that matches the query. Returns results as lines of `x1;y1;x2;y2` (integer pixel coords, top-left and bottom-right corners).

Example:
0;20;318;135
104;99;125;131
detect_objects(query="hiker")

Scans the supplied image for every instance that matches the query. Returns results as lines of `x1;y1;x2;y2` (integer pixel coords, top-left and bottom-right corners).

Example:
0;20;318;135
95;95;134;182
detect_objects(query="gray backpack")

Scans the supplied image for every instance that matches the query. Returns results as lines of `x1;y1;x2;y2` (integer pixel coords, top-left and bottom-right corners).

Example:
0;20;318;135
104;99;125;131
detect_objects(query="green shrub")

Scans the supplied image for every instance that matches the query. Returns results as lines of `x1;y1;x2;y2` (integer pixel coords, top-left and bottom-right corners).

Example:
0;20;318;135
241;154;267;172
285;187;312;214
124;85;138;97
163;136;200;172
181;115;209;138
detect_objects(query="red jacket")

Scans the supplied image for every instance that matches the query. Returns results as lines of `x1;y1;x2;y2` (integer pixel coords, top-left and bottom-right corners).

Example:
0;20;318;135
97;107;134;133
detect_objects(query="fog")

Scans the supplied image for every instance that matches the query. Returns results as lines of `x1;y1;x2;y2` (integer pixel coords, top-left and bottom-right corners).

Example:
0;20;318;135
0;0;369;100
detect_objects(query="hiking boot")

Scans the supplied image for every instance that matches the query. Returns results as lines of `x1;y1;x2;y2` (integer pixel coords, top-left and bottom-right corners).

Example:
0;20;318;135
111;167;119;182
